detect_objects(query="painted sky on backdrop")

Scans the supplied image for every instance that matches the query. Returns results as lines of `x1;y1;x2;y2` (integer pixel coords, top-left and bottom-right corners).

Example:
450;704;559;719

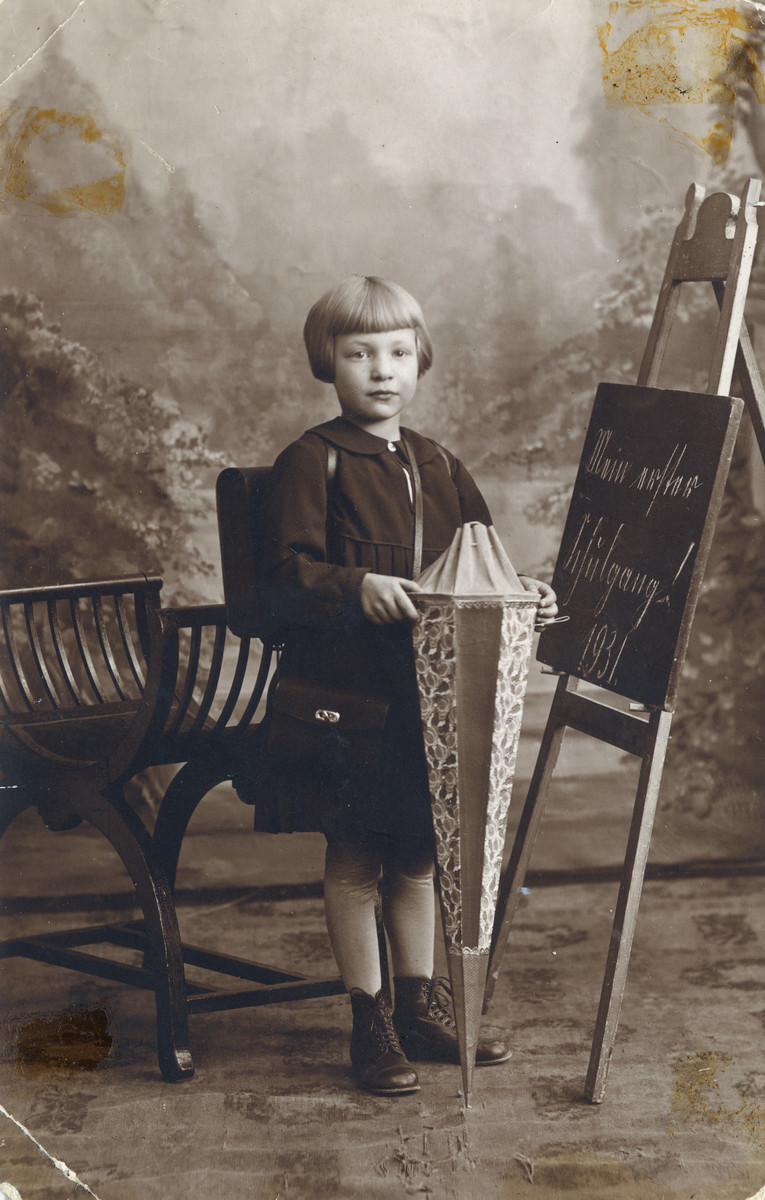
0;0;754;351
0;0;665;263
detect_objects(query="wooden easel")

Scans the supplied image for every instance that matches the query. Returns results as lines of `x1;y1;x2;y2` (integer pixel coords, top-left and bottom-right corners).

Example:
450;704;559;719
484;177;765;1103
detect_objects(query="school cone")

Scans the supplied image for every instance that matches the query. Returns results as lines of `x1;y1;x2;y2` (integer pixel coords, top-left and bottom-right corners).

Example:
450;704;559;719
412;523;537;1105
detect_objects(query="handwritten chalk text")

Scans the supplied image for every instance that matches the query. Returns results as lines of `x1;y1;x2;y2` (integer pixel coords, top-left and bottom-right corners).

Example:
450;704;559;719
585;428;702;514
561;514;663;624
561;509;697;689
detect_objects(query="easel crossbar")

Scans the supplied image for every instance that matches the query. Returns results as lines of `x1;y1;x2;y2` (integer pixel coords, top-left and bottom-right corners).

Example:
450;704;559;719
562;693;651;757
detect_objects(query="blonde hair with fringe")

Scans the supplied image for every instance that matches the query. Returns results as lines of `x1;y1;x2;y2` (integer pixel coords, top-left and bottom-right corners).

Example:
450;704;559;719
303;276;433;383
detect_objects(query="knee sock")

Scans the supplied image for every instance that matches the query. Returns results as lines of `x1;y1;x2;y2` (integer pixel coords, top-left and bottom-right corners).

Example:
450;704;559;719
323;839;437;996
323;840;384;995
381;845;436;981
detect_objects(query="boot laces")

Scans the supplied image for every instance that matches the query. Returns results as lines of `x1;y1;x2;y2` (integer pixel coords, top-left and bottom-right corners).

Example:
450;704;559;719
427;977;456;1029
371;996;403;1053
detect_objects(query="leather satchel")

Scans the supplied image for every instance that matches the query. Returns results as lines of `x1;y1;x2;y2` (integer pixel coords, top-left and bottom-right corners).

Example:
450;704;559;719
265;674;391;774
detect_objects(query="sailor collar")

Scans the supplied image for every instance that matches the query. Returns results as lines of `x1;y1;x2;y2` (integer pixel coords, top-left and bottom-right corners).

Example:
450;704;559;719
308;417;441;465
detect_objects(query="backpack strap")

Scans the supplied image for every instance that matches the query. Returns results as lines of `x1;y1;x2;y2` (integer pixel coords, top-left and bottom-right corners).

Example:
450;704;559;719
400;433;424;578
326;442;338;484
429;438;456;478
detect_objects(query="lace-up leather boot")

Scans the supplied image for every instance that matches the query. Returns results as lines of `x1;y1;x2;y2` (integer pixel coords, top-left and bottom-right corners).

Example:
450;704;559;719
393;976;512;1065
349;988;420;1095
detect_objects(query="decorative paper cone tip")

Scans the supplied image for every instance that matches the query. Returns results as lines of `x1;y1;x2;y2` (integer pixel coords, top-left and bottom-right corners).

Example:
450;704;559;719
412;523;537;1104
416;522;527;596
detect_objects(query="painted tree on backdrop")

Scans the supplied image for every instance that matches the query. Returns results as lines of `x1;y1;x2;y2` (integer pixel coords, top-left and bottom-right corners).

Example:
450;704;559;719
0;289;223;602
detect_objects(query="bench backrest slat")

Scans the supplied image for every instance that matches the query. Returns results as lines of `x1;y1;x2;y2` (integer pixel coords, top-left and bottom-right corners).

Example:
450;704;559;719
213;635;252;729
93;596;130;702
24;600;63;709
71;598;107;703
1;604;37;711
115;595;147;692
48;599;85;707
236;642;272;729
0;638;19;715
184;622;227;735
165;624;203;739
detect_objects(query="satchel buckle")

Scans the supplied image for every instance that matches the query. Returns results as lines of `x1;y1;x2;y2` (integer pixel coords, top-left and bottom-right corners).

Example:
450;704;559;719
314;708;340;724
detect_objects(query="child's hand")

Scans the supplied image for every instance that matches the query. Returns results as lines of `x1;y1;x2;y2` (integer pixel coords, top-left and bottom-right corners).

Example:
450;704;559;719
518;576;558;626
360;573;422;625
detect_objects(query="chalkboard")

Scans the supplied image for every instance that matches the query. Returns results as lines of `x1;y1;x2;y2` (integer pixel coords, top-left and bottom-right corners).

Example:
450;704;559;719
537;382;743;710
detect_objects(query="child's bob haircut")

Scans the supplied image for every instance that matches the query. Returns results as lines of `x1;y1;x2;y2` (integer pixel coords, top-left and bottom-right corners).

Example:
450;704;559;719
304;275;433;383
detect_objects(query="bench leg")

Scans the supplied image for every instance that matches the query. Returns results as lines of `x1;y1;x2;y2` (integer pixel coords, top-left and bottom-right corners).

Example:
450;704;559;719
152;757;230;892
73;784;195;1082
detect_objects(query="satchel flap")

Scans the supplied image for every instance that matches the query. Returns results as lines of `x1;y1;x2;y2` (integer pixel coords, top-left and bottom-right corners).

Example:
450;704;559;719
216;466;271;639
271;678;390;733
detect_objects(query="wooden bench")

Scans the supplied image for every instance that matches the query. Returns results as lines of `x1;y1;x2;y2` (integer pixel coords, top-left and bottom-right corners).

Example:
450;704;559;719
0;572;348;1082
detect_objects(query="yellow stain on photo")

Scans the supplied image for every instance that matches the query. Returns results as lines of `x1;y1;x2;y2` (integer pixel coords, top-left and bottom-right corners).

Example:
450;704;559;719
0;107;125;215
598;1;765;162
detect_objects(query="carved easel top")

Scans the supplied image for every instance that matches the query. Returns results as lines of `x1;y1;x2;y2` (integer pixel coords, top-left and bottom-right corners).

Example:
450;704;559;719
671;178;760;283
639;176;763;396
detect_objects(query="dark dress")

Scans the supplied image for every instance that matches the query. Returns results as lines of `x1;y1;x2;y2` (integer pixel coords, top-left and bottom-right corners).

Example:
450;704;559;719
245;415;492;846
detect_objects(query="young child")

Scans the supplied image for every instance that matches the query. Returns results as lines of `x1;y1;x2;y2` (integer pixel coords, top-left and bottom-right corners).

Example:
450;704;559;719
251;276;557;1096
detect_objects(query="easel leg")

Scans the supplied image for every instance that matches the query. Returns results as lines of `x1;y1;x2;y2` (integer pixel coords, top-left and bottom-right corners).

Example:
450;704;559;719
711;279;765;469
483;675;574;1012
584;709;672;1103
734;323;765;467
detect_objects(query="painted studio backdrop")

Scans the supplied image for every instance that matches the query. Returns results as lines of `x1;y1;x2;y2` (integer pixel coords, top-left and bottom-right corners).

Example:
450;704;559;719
1;1;764;830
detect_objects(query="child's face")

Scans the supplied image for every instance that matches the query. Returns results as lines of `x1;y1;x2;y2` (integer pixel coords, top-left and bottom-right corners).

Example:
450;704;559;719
333;328;419;435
